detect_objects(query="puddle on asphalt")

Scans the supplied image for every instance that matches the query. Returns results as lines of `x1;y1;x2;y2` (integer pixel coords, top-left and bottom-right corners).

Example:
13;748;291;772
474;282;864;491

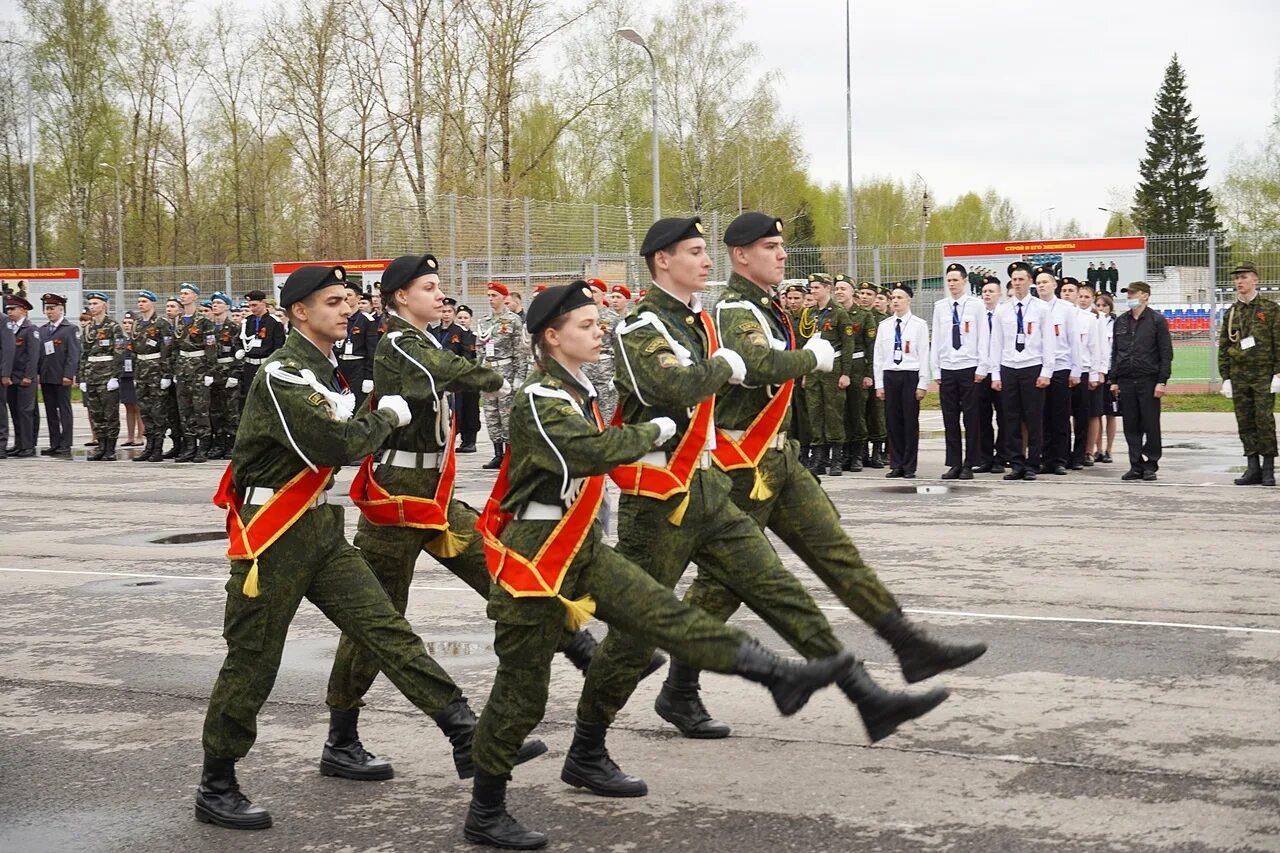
423;639;493;657
877;485;989;496
73;576;211;595
149;530;226;545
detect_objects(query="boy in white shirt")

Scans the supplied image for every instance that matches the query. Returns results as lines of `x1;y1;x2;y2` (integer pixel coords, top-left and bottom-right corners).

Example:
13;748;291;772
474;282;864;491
875;284;930;479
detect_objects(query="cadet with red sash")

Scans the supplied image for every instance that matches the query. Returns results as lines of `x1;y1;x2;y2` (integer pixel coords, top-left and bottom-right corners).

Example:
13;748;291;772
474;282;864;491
463;281;852;850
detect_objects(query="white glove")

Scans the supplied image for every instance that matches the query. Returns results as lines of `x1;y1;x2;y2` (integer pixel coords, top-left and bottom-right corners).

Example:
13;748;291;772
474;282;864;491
1221;379;1233;399
160;377;171;390
234;349;245;361
226;377;239;389
203;375;214;387
499;378;512;396
649;416;677;446
106;377;119;392
79;382;87;393
1272;375;1280;394
377;393;412;426
711;348;747;384
361;379;374;394
804;336;836;373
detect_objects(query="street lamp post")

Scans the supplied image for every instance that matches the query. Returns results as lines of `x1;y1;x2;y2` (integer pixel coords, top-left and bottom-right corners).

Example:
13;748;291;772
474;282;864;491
1039;206;1056;239
2;39;37;267
843;0;857;278
617;27;659;220
914;174;930;293
99;161;132;312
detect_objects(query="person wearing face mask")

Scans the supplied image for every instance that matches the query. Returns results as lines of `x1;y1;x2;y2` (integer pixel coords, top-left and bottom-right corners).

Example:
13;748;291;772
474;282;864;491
1218;262;1280;486
1109;281;1172;481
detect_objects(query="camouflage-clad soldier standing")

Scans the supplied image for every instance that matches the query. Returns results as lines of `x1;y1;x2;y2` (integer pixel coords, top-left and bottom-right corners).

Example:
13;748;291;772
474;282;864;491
782;282;813;467
79;291;125;461
803;273;854;476
208;292;241;460
129;289;175;462
161;298;184;457
477;281;527;469
836;275;874;472
173;282;216;463
862;285;890;467
582;277;621;424
1219;261;1280;486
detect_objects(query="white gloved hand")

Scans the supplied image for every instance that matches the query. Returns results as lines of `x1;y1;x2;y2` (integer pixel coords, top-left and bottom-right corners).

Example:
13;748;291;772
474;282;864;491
106;377;120;392
1221;379;1233;399
361;379;374;394
79;382;87;393
226;377;239;389
711;348;747;384
648;416;677;446
377;394;412;426
1272;375;1280;394
160;377;171;390
804;336;836;372
234;349;245;361
203;375;214;387
499;378;512;396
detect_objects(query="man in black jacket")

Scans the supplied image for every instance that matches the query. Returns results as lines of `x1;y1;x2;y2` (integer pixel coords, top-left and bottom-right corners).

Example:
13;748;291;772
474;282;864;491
1108;281;1173;481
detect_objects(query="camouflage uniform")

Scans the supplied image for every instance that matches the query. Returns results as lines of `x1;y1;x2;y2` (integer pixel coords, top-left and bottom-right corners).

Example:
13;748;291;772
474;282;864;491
582;304;621;424
173;311;216;442
79;316;125;445
477;309;527;445
210;319;242;453
842;302;875;467
787;305;813;450
1219;295;1280;457
803;300;854;453
130;313;173;440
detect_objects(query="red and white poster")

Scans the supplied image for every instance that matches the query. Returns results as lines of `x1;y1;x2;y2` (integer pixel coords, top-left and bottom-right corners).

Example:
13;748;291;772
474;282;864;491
271;259;391;299
0;268;83;319
943;236;1146;294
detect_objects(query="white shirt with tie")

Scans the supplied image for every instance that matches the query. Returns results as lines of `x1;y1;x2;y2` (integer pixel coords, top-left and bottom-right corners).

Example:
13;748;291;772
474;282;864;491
874;311;930;391
930;293;985;374
1042;296;1082;376
986;295;1054;382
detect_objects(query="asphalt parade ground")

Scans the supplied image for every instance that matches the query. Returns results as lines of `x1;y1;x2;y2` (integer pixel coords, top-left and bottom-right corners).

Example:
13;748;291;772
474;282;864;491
1;412;1278;852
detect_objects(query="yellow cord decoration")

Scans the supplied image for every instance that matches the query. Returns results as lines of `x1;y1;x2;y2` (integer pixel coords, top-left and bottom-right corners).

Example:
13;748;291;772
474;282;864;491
667;492;690;526
242;559;261;598
425;527;469;558
749;467;773;502
798;307;817;339
559;594;597;631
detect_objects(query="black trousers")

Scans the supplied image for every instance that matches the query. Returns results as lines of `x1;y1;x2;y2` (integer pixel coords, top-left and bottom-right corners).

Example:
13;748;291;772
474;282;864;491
999;365;1045;473
457;390;482;443
939;366;980;468
41;382;73;450
1069;376;1091;465
1119;378;1162;472
975;375;1004;465
6;382;36;450
1042;368;1072;468
884;370;921;473
240;365;262;412
337;361;367;411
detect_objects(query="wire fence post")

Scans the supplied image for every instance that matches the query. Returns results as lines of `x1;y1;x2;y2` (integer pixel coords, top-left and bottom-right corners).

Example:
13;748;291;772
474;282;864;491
460;259;469;306
448;193;458;290
1208;233;1218;388
224;265;232;296
872;247;882;287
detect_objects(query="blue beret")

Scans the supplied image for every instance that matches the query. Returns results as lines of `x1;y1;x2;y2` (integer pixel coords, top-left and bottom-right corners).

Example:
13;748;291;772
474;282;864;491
85;290;110;302
211;291;233;306
179;282;201;295
137;289;158;302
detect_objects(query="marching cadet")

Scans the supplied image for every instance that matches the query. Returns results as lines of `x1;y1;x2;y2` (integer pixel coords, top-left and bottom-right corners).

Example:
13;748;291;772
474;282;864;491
161;297;185;458
781;282;813;468
876;284;931;478
336;279;377;414
583;277;621;424
833;273;872;472
38;293;80;457
208;293;242;460
477;281;527;469
463;281;854;850
128;290;174;462
1217;262;1280;486
803;273;853;476
1034;265;1081;475
1110;281;1172;482
973;275;1006;472
3;294;40;457
987;262;1054;480
575;215;946;800
173;283;216;463
931;263;985;479
237;289;286;407
0;307;12;459
77;292;125;461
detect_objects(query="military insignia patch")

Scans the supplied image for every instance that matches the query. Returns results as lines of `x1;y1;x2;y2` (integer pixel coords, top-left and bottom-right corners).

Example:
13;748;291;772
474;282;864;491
684;316;695;325
845;327;854;335
558;404;578;416
852;324;860;333
1258;312;1266;322
868;328;877;338
736;321;759;334
205;335;216;345
656;352;679;368
308;392;325;406
746;331;769;348
643;338;667;355
823;322;833;332
695;221;705;234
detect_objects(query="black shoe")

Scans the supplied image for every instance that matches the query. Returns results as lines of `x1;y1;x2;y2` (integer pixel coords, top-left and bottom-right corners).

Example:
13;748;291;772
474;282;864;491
84;439;98;447
1081;456;1094;467
464;772;548;850
560;718;648;797
1100;452;1113;464
435;698;547;780
1002;469;1024;481
838;663;950;744
319;706;394;781
193;756;272;830
732;640;853;716
40;447;56;456
877;609;987;684
14;447;35;458
1023;471;1037;481
1121;469;1143;481
654;661;731;739
0;447;7;459
175;437;195;463
957;468;973;480
885;468;905;479
971;461;993;474
1070;461;1084;470
1263;457;1276;487
903;471;916;479
482;441;505;470
1142;471;1158;481
1050;464;1068;475
457;441;477;454
192;437;209;464
1235;455;1263;486
939;466;960;480
51;447;71;457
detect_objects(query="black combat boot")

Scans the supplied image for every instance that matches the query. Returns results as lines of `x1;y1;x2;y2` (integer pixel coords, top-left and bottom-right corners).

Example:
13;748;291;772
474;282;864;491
865;441;885;469
838;662;950;743
561;629;666;680
192;437;209;463
811;445;829;476
132;434;158;462
434;697;547;780
827;444;844;477
87;439;108;462
207;433;225;460
163;429;183;458
876;609;988;683
150;433;170;461
482;441;504;470
1235;454;1262;486
653;660;730;739
731;639;853;716
99;437;117;461
463;772;547;850
174;436;195;463
799;444;812;469
458;436;477;453
844;441;862;472
319;706;394;781
560;718;648;797
1263;457;1276;487
193;755;272;830
221;432;237;459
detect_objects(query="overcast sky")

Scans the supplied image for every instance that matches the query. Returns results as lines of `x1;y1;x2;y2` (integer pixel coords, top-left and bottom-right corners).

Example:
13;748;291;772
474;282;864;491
727;0;1280;234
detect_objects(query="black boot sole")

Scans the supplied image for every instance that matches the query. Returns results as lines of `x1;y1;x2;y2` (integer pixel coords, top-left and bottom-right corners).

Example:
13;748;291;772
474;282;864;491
319;755;395;781
901;642;988;684
772;651;855;716
463;824;548;850
560;761;648;797
862;687;950;743
194;799;272;830
654;695;731;739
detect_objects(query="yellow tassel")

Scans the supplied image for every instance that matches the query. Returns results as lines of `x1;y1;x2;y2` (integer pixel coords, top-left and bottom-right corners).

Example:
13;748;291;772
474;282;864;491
425;527;469;558
749;467;773;502
242;558;261;598
558;594;597;631
666;491;690;527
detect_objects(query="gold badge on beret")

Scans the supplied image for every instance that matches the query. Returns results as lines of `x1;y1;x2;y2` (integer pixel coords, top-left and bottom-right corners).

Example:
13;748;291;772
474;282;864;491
695;221;705;234
334;268;345;280
427;257;437;269
774;219;783;233
581;286;592;297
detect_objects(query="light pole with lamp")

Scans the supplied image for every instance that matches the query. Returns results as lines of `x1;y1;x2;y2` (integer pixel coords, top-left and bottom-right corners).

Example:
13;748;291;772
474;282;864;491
99;161;133;313
616;27;659;220
3;38;37;267
1039;206;1056;239
843;0;858;278
914;173;930;293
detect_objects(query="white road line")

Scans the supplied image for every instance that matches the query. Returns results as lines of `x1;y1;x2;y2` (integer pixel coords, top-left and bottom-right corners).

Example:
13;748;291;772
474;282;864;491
3;565;1279;636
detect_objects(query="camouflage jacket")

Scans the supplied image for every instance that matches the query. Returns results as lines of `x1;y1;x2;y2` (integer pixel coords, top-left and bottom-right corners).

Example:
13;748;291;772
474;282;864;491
128;314;174;376
843;304;876;381
1218;296;1280;383
173;312;217;364
212;319;240;379
597;306;622;357
79;317;126;381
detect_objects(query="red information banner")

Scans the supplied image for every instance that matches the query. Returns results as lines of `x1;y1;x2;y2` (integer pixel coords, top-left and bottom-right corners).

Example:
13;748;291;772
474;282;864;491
271;259;392;275
0;268;82;280
943;237;1146;258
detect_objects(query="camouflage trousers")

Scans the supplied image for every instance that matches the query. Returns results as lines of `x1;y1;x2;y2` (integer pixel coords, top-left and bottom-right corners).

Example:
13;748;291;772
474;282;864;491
1231;380;1278;457
576;468;842;727
84;375;120;444
210;375;241;440
174;357;211;440
472;523;748;777
202;502;458;759
685;440;899;630
481;360;521;443
805;372;846;444
134;362;168;437
844;366;869;446
164;382;181;439
582;356;618;425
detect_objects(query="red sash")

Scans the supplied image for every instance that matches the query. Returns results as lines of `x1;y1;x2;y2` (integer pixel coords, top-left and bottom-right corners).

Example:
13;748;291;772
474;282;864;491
349;414;458;530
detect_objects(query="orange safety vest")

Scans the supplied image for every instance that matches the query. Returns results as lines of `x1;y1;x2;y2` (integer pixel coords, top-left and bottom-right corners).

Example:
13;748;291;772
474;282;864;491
213;462;332;598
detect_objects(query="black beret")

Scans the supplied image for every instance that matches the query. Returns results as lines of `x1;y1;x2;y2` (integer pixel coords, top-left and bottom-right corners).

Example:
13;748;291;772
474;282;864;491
526;281;597;336
724;211;784;246
1007;261;1033;276
891;283;914;298
381;253;440;295
945;262;967;276
457;304;473;314
244;290;267;301
280;265;347;308
640;217;705;256
344;277;363;293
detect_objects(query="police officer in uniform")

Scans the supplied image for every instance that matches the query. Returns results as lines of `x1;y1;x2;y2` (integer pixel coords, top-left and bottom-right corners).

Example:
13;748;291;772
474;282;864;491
38;293;80;456
237;289;286;406
173;283;216;463
3;294;40;457
128;289;174;462
477;281;527;469
1217;262;1280;486
78;292;125;461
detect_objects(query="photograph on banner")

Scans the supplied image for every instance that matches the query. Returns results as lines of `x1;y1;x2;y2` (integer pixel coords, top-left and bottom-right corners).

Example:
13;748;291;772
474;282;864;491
943;237;1147;295
270;259;391;300
0;268;84;320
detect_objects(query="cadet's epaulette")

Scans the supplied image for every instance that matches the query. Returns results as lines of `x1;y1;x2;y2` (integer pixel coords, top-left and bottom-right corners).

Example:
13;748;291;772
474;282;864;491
541;376;563;390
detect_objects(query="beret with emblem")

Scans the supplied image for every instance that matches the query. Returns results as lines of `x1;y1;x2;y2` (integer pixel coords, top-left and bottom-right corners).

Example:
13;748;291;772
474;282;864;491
137;289;158;303
640;216;705;256
945;262;967;276
1007;261;1033;277
610;284;631;299
526;281;596;336
585;278;608;293
486;281;509;297
381;253;440;296
211;291;233;306
442;296;457;307
179;282;200;295
85;290;110;302
280;264;347;308
724;211;784;247
41;292;67;306
807;272;832;286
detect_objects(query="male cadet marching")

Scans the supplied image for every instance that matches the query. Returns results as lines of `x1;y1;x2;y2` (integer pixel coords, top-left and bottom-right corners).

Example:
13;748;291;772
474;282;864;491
802;272;854;476
173;283;216;463
583;277;621;424
1218;262;1280;486
833;273;872;472
3;294;40;457
973;275;1006;472
237;289;286;410
1034;265;1081;476
336;279;377;415
77;292;125;461
38;293;80;457
128;289;174;462
931;263;985;479
477;281;527;469
161;297;185;457
987;262;1054;480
